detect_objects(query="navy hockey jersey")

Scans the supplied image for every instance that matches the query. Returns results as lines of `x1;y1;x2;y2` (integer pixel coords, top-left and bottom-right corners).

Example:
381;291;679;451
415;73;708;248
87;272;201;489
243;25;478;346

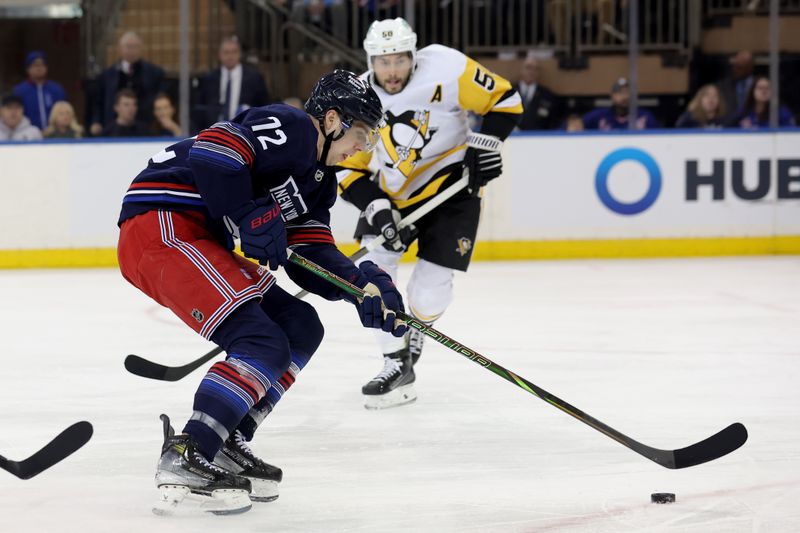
118;104;360;300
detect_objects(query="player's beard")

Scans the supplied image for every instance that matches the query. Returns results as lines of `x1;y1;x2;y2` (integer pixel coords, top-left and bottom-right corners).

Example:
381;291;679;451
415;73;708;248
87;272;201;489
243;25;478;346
376;72;411;94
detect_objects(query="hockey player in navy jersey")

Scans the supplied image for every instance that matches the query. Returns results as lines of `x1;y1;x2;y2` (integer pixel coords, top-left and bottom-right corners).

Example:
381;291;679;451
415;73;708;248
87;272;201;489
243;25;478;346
117;70;407;515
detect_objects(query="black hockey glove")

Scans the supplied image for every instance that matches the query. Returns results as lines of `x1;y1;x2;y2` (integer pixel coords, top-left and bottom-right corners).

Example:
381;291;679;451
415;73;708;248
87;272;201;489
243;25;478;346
464;147;503;197
364;198;417;252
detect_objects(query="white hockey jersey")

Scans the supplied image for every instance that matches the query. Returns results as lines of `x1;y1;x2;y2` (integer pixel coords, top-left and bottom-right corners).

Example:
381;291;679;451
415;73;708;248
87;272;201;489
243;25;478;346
336;44;522;209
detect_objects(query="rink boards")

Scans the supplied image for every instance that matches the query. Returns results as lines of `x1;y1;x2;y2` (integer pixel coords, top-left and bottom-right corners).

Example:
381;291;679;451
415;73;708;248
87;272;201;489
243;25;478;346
0;130;798;268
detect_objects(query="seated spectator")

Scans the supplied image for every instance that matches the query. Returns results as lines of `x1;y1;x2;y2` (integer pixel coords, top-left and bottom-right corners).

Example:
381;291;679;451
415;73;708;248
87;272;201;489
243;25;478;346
583;78;658;130
282;96;305;110
90;31;165;136
0;94;43;141
152;93;182;137
675;84;727;129
565;114;585;132
514;56;560;130
735;76;796;129
193;36;270;130
12;51;67;131
103;89;151;137
43;101;84;139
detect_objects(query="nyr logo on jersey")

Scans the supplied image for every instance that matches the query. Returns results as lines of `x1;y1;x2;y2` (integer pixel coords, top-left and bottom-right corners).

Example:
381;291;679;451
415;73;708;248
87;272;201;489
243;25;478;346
269;177;308;221
382;109;437;176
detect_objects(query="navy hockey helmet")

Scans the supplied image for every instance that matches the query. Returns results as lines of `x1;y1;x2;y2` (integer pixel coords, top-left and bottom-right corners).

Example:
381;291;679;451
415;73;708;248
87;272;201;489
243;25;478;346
305;69;385;132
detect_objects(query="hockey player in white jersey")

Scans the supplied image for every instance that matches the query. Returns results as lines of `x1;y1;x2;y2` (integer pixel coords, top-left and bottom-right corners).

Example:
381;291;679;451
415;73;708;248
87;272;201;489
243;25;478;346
336;18;523;409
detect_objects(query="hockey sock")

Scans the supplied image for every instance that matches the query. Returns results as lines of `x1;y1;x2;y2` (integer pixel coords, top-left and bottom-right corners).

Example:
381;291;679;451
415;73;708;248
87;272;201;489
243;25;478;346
236;351;311;441
183;355;276;460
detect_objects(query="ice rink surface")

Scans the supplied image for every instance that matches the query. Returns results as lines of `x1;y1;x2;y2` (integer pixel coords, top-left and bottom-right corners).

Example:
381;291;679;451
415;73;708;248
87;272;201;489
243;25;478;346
1;257;799;533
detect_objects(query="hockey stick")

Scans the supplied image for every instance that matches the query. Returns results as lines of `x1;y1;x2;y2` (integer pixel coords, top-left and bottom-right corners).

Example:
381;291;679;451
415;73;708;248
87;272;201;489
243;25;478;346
124;174;470;382
294;173;470;295
125;349;219;382
0;421;93;480
288;251;749;469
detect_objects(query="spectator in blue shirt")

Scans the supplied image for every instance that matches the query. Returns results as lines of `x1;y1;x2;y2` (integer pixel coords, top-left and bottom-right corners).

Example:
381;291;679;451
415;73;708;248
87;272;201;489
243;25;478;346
583;77;658;131
735;76;796;129
12;51;67;131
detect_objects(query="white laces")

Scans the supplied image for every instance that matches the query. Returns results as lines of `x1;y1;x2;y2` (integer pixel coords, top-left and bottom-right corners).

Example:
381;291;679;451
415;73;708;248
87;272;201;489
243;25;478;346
233;430;254;457
375;357;401;381
194;451;228;474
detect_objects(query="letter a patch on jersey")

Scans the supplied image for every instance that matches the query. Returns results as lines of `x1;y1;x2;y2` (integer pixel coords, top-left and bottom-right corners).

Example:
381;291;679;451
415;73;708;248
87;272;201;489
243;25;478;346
430;84;443;103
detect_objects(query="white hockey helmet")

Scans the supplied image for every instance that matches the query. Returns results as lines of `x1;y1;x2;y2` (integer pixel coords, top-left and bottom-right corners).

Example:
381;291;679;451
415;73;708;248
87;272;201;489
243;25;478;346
363;18;418;69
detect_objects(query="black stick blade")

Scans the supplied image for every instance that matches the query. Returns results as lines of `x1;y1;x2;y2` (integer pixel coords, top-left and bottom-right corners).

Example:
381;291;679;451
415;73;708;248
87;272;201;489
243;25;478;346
0;421;93;480
124;348;222;382
672;422;748;469
124;354;172;381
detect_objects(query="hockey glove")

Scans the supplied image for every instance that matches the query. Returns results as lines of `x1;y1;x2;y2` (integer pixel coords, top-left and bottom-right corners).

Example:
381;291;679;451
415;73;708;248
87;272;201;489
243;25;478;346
364;198;417;252
231;197;288;270
464;132;504;197
351;261;408;338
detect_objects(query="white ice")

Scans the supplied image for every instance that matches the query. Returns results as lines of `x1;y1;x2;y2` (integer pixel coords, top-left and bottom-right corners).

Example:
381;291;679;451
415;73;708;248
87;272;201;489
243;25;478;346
1;257;799;532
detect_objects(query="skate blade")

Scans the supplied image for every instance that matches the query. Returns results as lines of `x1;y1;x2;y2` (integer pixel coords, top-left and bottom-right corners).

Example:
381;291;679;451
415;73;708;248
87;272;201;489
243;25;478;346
153;485;252;516
364;383;417;410
249;478;279;503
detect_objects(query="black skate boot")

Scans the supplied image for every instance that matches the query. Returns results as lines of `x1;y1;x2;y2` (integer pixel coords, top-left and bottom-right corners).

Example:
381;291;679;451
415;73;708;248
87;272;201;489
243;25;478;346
215;429;282;502
153;414;252;516
408;327;427;366
361;348;417;410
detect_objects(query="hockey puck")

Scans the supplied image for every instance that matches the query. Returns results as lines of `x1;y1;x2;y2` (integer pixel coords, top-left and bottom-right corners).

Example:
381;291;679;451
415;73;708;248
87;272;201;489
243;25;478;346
651;492;676;504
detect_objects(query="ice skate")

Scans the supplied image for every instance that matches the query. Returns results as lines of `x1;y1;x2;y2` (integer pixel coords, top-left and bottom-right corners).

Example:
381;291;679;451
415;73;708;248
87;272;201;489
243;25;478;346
362;348;417;410
153;414;252;516
215;429;282;502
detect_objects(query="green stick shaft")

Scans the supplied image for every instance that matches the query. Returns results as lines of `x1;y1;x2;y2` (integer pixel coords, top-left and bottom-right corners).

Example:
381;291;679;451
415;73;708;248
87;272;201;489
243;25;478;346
288;252;618;440
288;252;748;470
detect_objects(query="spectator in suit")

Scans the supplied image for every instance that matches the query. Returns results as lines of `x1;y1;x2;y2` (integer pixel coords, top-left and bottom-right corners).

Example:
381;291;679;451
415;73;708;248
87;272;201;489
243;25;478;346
513;57;560;130
583;77;658;130
103;89;151;137
0;94;43;141
43;101;84;139
734;75;795;129
90;31;165;136
193;36;270;130
718;50;754;122
12;51;67;131
675;84;727;129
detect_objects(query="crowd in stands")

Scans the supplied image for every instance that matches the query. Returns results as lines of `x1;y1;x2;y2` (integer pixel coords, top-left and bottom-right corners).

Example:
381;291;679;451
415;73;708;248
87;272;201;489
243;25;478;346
0;32;273;142
514;50;797;132
1;28;797;143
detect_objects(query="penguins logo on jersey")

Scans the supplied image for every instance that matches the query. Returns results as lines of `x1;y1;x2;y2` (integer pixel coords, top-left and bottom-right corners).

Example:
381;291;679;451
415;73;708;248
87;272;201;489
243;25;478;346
456;237;472;257
380;109;437;177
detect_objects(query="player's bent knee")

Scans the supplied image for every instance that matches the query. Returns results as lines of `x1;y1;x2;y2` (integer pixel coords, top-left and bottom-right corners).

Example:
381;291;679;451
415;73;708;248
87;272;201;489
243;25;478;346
284;299;324;356
211;301;293;378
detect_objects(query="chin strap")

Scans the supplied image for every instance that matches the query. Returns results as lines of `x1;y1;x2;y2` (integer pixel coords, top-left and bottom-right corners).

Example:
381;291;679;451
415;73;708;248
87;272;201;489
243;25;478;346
319;121;347;164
